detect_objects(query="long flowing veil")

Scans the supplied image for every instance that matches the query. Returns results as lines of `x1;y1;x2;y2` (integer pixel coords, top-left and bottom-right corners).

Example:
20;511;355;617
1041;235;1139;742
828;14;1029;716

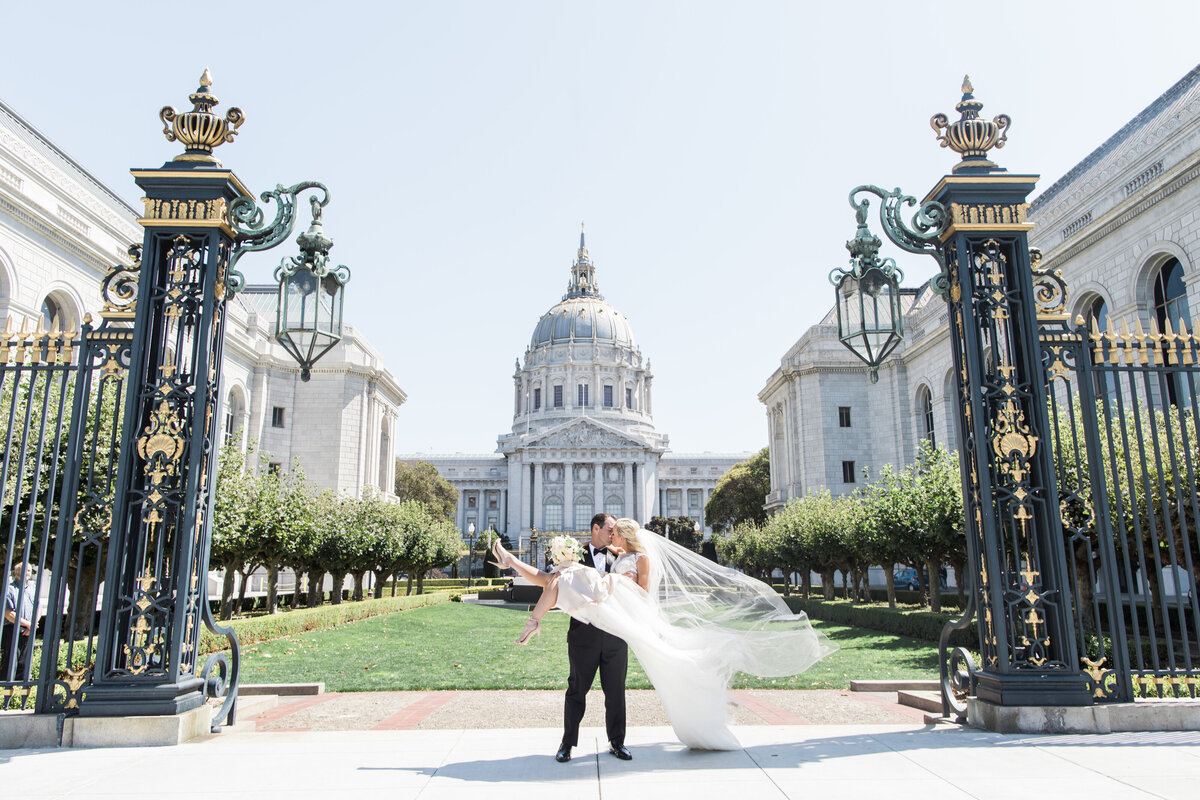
636;528;836;683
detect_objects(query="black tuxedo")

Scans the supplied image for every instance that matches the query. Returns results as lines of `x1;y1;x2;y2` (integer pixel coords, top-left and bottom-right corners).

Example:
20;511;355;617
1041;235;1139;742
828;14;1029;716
562;545;628;748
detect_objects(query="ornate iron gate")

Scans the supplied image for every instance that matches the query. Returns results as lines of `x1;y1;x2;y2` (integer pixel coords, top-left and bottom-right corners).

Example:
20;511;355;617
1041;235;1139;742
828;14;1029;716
0;260;134;712
1042;298;1200;702
1;251;240;723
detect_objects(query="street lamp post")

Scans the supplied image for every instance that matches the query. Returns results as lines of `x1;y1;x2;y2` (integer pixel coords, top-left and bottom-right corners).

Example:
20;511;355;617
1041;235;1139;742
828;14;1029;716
466;523;476;590
529;526;539;571
693;520;702;546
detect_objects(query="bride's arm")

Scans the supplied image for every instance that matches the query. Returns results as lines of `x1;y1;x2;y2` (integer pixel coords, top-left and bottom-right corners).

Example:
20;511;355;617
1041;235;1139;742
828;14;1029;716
634;554;650;592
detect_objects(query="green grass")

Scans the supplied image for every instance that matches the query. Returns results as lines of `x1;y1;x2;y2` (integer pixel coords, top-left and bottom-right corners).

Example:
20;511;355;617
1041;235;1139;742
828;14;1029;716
241;602;938;692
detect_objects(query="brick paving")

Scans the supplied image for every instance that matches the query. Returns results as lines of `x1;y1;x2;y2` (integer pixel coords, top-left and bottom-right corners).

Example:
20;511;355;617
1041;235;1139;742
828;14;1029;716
240;688;929;733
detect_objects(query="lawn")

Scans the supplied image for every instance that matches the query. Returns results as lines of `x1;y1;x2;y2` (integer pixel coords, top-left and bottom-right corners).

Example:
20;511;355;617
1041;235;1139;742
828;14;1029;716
240;602;939;692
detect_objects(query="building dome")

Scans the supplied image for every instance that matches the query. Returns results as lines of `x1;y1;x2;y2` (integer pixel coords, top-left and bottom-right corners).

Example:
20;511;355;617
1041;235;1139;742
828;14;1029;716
528;229;636;351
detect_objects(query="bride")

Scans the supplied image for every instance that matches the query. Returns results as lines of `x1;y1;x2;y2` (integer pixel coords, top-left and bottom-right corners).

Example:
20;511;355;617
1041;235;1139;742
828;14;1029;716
492;518;836;751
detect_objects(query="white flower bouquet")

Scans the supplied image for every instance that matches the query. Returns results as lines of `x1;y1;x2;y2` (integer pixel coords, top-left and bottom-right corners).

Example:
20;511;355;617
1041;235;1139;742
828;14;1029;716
547;535;584;567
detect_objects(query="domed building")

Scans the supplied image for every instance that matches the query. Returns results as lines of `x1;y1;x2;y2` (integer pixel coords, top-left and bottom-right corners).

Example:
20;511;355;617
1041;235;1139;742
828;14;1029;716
414;230;746;543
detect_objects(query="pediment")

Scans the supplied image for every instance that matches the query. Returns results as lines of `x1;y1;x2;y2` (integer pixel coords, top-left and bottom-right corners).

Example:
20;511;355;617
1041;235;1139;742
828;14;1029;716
527;420;646;449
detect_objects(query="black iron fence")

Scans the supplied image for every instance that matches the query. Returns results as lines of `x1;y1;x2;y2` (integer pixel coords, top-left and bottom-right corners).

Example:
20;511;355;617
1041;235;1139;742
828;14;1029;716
0;319;131;711
1044;315;1200;702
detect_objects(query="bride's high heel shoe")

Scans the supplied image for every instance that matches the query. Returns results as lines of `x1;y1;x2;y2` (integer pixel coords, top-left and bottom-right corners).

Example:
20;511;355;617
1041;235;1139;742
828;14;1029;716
516;616;541;645
489;540;514;570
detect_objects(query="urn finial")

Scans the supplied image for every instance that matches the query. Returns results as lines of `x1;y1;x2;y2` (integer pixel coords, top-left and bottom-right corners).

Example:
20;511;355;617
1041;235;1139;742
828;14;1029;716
930;76;1011;173
159;70;245;166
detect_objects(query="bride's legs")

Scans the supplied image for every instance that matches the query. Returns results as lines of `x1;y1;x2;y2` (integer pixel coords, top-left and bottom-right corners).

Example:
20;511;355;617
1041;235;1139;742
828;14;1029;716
493;541;551;587
529;574;559;622
517;574;559;645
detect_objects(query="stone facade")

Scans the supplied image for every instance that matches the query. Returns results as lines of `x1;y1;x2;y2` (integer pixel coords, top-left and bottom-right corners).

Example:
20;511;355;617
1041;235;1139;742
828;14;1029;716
762;64;1200;511
0;97;405;497
413;231;748;541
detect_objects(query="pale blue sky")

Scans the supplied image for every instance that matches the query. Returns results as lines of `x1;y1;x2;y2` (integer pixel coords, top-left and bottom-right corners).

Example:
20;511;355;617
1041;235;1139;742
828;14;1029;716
2;2;1197;455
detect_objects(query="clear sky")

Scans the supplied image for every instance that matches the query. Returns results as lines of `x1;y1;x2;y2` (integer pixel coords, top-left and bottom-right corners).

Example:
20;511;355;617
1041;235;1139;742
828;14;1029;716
2;2;1197;456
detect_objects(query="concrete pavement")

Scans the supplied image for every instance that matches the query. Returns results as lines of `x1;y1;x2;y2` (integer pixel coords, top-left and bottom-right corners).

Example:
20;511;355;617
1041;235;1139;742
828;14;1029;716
3;721;1199;799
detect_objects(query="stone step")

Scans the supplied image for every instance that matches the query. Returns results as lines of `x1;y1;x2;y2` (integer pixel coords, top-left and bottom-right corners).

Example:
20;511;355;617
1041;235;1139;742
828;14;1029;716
241;683;324;696
898;690;944;714
849;679;940;693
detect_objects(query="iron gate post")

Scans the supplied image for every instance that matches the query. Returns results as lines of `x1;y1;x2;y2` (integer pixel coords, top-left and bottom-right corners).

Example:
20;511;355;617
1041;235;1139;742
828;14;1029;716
928;80;1091;706
80;78;251;717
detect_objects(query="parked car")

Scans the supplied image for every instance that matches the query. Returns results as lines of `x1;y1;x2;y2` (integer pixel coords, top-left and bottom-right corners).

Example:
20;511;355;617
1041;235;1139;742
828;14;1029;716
893;567;948;591
894;568;921;590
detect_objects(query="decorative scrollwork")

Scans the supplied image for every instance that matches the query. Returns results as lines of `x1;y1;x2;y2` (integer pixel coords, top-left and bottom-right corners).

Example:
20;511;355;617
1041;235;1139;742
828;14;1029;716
992;399;1037;483
100;244;141;321
1032;252;1069;320
225;181;330;293
938;591;977;720
847;185;950;296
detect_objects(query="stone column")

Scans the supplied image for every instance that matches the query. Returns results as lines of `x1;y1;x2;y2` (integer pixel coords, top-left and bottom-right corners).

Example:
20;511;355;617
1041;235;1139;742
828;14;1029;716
623;462;633;519
594;463;603;518
563;460;574;529
533;463;543;530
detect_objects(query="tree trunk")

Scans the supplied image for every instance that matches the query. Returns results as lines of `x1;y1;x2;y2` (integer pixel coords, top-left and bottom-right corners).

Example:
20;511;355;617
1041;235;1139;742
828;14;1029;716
372;570;388;599
235;569;253;616
265;564;279;614
416;570;426;594
220;566;236;620
307;570;324;607
821;570;834;600
391;572;399;597
926;558;942;613
329;571;347;604
885;570;897;610
801;571;812;599
352;572;365;602
405;575;414;596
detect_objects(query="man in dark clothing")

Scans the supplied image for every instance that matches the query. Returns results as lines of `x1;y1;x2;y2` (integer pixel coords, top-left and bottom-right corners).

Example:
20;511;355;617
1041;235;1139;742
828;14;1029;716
1;563;36;682
556;513;631;763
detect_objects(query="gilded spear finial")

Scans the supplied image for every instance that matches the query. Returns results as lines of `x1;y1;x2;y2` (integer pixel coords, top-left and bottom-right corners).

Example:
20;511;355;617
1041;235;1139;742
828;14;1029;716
931;76;1011;173
159;70;244;166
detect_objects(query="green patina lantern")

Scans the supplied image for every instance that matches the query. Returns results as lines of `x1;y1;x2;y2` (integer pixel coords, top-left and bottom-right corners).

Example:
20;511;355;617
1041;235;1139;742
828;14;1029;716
274;196;351;381
829;203;905;383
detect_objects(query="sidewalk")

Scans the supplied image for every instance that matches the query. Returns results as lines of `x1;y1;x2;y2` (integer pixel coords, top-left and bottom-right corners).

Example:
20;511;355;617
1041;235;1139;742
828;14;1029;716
3;720;1197;799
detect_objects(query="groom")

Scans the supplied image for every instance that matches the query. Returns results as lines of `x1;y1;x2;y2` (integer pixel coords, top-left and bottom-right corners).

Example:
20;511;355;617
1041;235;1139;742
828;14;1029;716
556;512;632;762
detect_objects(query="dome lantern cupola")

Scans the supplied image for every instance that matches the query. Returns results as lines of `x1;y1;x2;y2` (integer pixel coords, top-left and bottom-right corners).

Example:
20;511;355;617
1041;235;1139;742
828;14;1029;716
565;222;601;299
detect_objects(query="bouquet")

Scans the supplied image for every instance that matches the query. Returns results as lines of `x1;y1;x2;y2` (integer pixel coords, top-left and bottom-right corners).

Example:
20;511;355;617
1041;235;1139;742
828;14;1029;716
547;535;584;567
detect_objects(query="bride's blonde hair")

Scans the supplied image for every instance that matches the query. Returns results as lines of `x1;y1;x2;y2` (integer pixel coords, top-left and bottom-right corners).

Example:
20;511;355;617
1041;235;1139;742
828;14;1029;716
614;518;646;554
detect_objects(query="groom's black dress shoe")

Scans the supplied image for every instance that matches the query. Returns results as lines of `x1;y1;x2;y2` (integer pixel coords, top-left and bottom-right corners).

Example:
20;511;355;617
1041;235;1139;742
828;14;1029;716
609;743;633;760
555;743;572;763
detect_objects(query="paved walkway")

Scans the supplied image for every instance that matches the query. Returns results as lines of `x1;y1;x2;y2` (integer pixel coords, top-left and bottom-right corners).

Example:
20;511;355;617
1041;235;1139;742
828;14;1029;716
3;720;1198;799
238;688;930;731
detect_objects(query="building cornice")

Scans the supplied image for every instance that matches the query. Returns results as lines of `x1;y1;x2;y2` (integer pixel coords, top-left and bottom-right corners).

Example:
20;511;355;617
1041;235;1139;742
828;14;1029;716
1038;153;1200;268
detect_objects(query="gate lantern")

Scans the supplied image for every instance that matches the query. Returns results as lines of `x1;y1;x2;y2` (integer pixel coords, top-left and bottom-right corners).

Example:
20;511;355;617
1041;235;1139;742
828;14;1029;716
274;197;350;381
829;203;905;383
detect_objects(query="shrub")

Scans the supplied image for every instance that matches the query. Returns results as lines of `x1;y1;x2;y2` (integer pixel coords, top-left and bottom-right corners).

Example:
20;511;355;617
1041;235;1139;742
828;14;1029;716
198;591;455;656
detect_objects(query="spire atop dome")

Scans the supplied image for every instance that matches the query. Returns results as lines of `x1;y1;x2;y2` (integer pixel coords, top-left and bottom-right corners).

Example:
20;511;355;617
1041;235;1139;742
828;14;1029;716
565;224;602;299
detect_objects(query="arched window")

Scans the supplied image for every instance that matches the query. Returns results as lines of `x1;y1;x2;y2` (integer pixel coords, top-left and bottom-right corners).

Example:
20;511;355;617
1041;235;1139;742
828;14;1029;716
1153;258;1192;406
41;296;61;329
574;496;593;530
605;495;623;517
917;385;935;447
543;497;563;530
1083;295;1117;404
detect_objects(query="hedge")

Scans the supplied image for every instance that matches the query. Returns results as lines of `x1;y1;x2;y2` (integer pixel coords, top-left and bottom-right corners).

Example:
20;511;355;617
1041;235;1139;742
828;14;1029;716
783;596;977;648
198;591;456;656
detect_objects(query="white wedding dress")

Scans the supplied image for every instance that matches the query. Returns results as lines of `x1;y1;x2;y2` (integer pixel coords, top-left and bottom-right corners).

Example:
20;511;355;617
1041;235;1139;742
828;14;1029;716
551;530;836;750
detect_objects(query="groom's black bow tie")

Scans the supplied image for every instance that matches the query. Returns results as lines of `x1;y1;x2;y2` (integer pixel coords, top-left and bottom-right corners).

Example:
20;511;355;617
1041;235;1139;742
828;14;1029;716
591;546;608;557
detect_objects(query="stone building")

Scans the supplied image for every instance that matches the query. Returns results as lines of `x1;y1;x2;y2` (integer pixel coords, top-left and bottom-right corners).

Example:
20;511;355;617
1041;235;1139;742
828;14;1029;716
413;231;748;541
761;64;1200;511
0;96;405;498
